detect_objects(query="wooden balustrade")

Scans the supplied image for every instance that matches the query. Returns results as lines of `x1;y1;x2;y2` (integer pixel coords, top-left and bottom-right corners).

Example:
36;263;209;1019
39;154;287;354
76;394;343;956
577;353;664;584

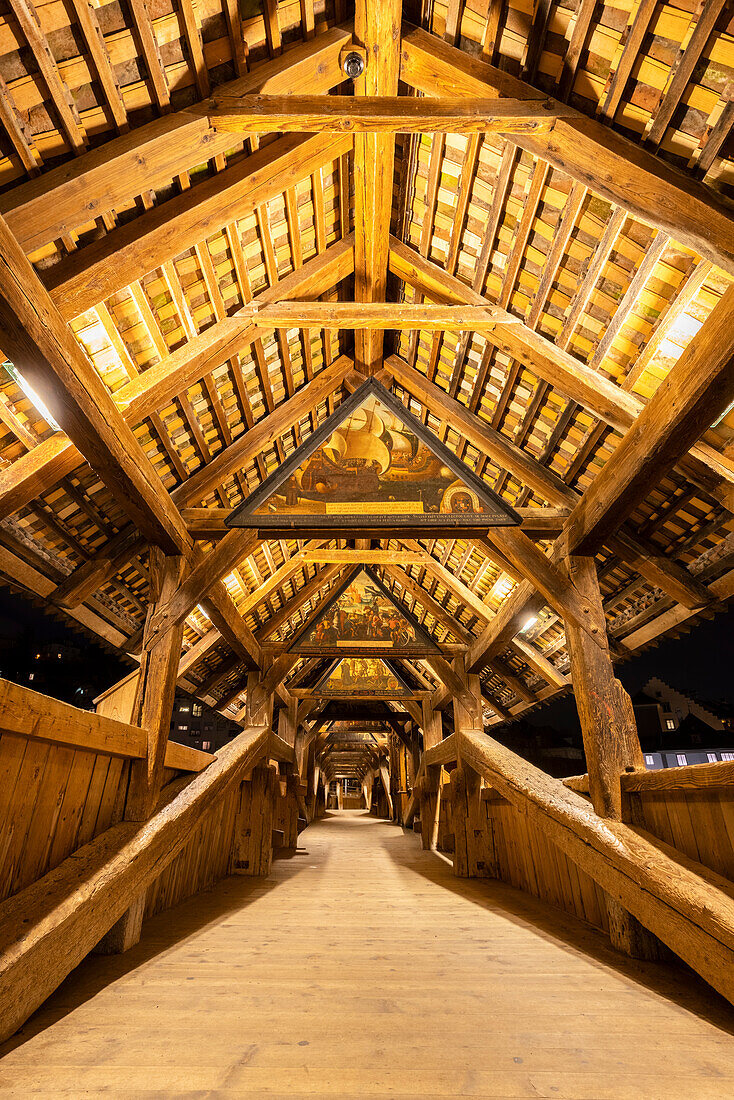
0;721;270;1044
455;728;734;1005
0;677;214;771
564;758;734;795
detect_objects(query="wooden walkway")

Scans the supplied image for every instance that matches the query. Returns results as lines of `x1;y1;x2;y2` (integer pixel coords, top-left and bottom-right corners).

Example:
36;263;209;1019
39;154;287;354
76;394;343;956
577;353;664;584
1;810;733;1098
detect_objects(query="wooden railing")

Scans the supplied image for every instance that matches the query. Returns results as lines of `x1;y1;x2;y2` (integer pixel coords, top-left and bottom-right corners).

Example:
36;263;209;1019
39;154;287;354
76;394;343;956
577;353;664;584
0;721;270;1044
564;758;734;794
0;678;214;908
436;729;734;1006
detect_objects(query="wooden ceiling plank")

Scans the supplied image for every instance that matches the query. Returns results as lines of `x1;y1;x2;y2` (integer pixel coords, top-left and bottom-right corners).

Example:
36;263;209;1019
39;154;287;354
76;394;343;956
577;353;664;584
255;564;344;641
45;132;353;322
644;0;728;150
0;213;191;555
127;0;171;110
177;0;210;99
170;352;353;508
0;69;40;175
8;0;87;154
389;240;734;498
382;563;473;643
511;635;569;688
0;239;354;522
387;354;577;507
0;27;353;254
399;23;734;274
68;0;129;133
598;0;658;124
566;282;734;555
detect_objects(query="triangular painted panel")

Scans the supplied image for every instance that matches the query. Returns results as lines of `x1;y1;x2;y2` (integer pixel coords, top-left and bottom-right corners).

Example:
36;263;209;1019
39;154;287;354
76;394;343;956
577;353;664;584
226;379;520;530
314;657;412;697
288;566;439;655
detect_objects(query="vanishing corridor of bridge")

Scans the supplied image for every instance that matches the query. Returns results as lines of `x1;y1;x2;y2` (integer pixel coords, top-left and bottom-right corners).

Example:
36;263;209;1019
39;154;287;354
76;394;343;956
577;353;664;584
0;0;733;1093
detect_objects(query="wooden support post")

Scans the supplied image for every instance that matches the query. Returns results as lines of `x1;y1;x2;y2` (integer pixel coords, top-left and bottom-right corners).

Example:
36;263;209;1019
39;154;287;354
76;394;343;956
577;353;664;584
353;0;400;373
274;769;300;851
231;766;277;876
97;550;188;955
420;764;441;851
565;555;661;960
458;727;734;1004
246;670;275;729
419;699;442;849
421;698;442;750
126;551;189;820
279;695;298;747
379;760;393;818
451;659;497;878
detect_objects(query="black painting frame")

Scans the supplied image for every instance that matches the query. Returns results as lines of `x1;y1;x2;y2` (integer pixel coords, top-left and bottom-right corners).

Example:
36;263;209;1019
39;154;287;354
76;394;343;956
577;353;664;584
226;378;520;530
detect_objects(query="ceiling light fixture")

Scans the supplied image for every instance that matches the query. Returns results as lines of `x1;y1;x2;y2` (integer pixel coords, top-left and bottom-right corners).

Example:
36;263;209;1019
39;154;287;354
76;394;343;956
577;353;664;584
3;360;62;432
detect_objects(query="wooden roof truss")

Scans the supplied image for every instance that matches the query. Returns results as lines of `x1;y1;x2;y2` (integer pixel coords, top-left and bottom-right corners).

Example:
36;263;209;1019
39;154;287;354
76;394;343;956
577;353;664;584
1;0;734;1031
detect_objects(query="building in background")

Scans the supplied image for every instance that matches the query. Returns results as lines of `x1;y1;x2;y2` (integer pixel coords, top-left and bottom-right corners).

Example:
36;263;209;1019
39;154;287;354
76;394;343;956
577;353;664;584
169;693;239;753
633;678;734;770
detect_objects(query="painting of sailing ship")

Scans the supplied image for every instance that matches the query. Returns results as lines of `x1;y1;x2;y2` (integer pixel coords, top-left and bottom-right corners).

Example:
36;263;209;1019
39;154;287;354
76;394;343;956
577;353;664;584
227;382;519;529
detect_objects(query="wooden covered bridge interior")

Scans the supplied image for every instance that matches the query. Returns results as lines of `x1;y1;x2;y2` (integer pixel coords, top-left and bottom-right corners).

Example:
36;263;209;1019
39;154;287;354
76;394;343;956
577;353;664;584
0;0;734;1092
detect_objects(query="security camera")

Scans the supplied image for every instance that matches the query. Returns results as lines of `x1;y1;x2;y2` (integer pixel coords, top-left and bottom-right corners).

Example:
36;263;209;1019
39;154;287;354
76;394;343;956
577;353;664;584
343;51;365;79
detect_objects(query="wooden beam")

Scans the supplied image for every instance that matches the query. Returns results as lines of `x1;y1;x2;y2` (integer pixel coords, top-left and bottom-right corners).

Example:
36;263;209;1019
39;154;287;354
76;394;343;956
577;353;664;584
510;635;569;689
399;24;734;274
388;240;734;501
0;28;353;254
209;94;567;134
300;548;426;564
566;284;734;554
44;133;353;321
386;355;576;508
203;583;261;670
0;721;270;1043
353;0;401;374
242;301;511;330
0;213;191;555
0;243;354;521
482;528;606;651
171;354;354;508
383;563;473;643
183;506;568;541
457;728;734;1005
255;564;344;641
567;758;734;796
125;552;190;821
564;556;643;822
144;531;261;649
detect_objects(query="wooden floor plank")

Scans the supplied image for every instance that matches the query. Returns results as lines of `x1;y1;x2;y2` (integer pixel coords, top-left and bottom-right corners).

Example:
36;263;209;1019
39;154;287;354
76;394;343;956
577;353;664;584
1;811;733;1096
